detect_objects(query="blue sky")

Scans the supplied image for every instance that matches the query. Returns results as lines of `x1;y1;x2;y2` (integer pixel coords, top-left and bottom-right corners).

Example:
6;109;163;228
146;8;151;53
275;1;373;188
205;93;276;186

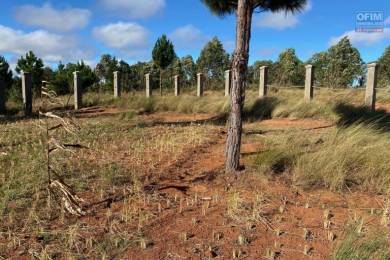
0;0;389;70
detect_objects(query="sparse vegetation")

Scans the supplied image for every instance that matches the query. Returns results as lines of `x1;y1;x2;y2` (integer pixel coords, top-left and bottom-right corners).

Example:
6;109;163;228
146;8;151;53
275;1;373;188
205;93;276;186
333;222;390;260
1;0;389;258
1;87;389;258
0;113;213;257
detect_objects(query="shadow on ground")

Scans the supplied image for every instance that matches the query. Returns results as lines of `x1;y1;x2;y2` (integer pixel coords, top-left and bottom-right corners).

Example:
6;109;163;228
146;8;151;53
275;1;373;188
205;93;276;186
334;102;390;132
244;97;279;121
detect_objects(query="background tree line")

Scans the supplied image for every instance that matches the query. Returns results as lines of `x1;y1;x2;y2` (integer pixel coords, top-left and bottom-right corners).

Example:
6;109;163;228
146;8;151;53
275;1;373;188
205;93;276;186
1;36;390;103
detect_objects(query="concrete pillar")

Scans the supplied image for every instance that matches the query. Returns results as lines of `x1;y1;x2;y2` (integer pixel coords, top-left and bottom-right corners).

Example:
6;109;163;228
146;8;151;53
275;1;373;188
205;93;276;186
113;71;121;98
225;70;231;96
259;66;268;98
304;65;314;101
73;71;82;110
145;73;151;98
0;76;5;113
365;63;378;110
22;71;32;116
197;73;204;97
174;75;180;96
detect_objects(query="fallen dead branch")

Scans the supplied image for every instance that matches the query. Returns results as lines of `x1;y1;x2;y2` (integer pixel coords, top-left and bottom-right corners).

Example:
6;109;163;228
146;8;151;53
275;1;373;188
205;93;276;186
49;180;86;216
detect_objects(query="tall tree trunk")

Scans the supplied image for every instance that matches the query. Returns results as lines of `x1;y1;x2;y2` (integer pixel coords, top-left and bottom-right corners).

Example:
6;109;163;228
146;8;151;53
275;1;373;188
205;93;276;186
225;0;253;172
160;69;163;96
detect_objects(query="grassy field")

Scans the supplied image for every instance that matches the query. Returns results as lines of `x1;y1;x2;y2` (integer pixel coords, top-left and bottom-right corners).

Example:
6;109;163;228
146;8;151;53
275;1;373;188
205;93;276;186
0;87;389;258
5;86;390;118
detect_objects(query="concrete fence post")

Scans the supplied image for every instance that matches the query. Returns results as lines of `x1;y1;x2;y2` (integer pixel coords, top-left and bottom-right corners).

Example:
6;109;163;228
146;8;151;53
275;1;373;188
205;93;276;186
174;75;180;96
113;71;121;98
304;65;314;101
197;73;204;97
0;76;5;114
225;70;231;96
365;63;378;110
145;73;151;98
22;71;33;116
259;66;268;98
73;71;82;110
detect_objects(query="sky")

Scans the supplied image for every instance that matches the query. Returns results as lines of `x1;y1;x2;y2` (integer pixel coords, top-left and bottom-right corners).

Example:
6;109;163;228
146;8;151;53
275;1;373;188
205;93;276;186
0;0;389;70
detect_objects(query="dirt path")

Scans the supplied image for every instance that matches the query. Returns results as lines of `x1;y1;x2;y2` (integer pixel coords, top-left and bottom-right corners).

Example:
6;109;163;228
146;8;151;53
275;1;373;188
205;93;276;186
246;118;334;130
143;128;226;196
2;109;388;259
75;106;221;123
377;102;390;112
121;118;385;260
72;112;389;259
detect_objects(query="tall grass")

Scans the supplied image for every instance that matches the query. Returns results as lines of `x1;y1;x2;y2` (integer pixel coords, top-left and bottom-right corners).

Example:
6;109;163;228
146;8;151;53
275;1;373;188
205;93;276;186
293;124;390;192
377;88;390;103
249;122;390;193
84;87;387;120
333;222;390;260
10;87;388;123
82;92;232;115
79;89;337;120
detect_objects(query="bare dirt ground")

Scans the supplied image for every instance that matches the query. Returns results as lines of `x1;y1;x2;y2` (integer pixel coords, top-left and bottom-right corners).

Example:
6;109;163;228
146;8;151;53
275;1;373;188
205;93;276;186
75;111;386;259
1;111;386;259
118;118;384;259
83;111;386;259
377;102;390;112
75;106;220;123
75;106;129;118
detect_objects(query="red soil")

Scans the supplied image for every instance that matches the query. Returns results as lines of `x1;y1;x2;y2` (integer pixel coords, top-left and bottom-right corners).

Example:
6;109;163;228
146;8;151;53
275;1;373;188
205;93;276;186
2;112;386;259
120;120;384;259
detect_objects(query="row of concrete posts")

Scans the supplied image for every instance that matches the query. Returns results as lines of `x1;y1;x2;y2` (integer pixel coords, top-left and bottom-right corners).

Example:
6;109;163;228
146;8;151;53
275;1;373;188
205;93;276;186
255;63;378;109
0;63;379;116
142;63;376;109
256;64;317;101
144;72;205;97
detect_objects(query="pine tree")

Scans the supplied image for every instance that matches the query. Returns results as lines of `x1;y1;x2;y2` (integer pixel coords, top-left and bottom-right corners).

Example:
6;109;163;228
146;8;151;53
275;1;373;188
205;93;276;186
326;37;363;88
201;0;306;172
0;56;13;91
274;48;304;86
152;34;176;95
197;37;230;83
95;54;119;88
15;51;44;96
378;46;390;88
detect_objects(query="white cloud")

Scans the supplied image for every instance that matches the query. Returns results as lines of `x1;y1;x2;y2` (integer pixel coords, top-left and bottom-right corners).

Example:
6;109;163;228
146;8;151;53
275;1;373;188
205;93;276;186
170;25;210;48
255;12;299;30
385;16;390;25
329;28;390;46
99;0;165;18
83;59;98;69
0;24;91;63
14;3;91;32
93;22;149;57
254;0;311;30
